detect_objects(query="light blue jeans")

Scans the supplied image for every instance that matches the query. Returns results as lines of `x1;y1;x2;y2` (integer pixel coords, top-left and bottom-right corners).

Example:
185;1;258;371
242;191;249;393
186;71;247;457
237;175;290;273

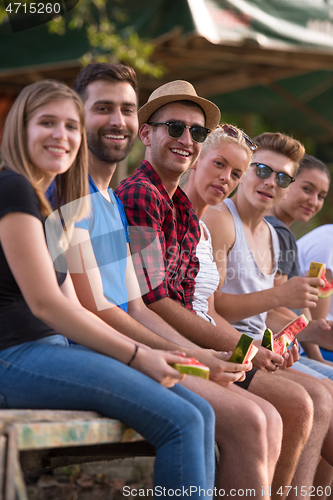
297;354;333;380
0;335;215;498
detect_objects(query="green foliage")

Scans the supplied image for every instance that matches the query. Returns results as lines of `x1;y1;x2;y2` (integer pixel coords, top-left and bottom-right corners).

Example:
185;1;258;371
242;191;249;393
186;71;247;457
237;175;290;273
0;0;164;77
48;0;164;76
0;1;7;23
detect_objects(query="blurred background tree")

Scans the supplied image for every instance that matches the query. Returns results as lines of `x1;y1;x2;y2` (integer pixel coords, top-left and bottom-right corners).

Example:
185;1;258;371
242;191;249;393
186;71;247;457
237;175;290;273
0;0;164;77
0;0;332;234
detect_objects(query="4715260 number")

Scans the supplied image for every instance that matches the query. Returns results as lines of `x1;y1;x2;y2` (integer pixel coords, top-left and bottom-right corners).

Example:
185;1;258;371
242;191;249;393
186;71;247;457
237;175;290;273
277;486;331;496
5;3;61;14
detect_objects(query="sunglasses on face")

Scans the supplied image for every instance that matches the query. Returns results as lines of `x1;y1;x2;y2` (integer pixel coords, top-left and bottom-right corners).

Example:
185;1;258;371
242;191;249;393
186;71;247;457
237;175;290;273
148;121;211;143
251;162;295;188
218;124;258;152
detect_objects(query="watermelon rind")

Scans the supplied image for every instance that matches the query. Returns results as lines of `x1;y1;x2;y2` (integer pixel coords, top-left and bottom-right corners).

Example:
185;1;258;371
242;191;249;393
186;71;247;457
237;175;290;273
274;314;309;343
308;261;333;298
309;261;326;280
171;363;210;379
318;285;333;299
229;334;256;364
246;344;258;363
262;328;274;350
262;328;287;354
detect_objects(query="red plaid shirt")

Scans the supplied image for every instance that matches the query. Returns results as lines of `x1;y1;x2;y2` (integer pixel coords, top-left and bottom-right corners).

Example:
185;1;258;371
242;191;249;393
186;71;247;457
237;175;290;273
116;161;200;310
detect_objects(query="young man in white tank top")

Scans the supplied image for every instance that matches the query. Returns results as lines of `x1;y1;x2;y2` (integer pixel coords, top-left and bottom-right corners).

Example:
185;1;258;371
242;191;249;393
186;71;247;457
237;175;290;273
203;132;333;500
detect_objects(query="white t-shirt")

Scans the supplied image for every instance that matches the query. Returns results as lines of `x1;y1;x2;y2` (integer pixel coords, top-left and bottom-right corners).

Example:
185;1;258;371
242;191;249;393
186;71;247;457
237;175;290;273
297;224;333;321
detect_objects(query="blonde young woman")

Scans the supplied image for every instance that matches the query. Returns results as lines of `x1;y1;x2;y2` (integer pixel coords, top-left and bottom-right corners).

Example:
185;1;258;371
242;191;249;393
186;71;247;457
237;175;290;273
182;125;285;498
0;80;216;496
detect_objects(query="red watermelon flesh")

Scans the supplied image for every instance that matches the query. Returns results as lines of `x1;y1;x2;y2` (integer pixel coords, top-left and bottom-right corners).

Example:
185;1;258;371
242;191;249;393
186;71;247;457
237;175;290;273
308;261;333;298
176;357;206;367
318;277;333;299
244;344;258;363
171;357;210;379
273;336;287;355
262;328;287;354
274;314;309;344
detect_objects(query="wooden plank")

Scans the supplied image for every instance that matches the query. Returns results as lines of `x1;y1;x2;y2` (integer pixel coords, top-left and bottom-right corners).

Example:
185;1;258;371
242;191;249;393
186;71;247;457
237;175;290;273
269;82;333;137
0;409;102;424
14;461;27;500
21;441;155;471
0;409;149;498
4;427;18;500
153;40;333;70
0;435;7;500
14;419;144;451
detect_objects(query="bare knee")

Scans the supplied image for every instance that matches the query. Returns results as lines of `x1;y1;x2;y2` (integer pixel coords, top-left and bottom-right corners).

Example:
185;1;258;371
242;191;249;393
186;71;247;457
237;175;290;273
215;398;267;450
307;379;333;427
262;374;314;441
265;402;283;444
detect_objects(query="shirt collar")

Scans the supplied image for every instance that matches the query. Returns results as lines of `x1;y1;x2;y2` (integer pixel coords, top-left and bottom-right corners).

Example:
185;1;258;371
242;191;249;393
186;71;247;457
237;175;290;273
139;160;193;210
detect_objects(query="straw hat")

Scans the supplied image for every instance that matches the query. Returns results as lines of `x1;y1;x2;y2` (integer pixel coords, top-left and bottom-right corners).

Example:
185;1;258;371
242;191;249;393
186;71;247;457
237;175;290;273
138;80;221;130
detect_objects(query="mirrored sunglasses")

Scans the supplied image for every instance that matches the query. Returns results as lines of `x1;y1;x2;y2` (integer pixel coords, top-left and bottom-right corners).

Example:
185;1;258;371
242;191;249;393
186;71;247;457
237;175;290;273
251;162;295;188
148;121;211;143
218;124;258;151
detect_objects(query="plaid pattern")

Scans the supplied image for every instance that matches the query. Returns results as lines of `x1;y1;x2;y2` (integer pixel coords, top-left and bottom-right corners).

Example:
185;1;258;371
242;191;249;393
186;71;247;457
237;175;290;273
116;161;200;310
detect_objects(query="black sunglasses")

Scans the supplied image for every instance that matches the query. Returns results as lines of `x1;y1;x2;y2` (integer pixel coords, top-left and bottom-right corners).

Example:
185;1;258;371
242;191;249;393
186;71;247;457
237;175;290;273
148;121;211;143
251;162;295;188
218;124;258;152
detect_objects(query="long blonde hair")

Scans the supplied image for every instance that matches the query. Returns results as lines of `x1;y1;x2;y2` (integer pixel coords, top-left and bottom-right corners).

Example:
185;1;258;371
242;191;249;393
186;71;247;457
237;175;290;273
0;80;88;221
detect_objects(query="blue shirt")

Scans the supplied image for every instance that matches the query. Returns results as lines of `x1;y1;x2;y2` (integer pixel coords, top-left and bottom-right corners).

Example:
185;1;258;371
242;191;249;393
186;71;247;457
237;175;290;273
75;176;129;312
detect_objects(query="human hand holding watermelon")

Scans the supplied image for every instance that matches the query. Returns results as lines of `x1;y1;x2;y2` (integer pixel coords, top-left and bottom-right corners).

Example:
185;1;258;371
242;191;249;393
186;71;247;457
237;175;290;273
228;334;258;364
170;356;210;379
129;348;191;387
184;349;251;386
308;262;333;298
260;315;308;370
276;275;324;310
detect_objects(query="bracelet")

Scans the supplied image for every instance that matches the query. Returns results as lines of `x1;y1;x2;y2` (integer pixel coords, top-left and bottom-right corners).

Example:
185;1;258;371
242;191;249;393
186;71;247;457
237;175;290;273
128;345;139;366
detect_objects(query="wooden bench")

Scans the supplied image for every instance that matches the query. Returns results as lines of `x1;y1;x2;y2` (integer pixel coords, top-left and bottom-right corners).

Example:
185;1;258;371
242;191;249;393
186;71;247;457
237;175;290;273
0;409;155;500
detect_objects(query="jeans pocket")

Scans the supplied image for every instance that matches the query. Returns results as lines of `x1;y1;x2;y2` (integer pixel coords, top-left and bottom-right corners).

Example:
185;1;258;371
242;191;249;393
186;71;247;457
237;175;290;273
0;393;7;409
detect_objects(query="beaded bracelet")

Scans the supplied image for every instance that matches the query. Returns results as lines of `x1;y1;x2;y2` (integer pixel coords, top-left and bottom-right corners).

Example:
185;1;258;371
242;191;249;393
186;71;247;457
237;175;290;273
128;345;139;366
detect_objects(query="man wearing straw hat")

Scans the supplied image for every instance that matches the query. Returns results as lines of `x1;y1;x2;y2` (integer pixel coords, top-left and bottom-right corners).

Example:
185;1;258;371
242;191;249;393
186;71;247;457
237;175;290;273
66;67;284;496
116;80;329;497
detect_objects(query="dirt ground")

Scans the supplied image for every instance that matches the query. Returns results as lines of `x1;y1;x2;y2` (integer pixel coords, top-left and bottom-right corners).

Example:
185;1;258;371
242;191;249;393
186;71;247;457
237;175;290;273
25;457;155;500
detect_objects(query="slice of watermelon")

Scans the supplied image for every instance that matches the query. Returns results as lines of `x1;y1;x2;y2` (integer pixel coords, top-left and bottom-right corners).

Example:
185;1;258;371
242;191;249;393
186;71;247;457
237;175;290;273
273;335;287;355
171;357;210;379
274;314;309;344
228;334;258;364
262;328;287;354
309;261;326;280
308;261;333;298
262;328;274;350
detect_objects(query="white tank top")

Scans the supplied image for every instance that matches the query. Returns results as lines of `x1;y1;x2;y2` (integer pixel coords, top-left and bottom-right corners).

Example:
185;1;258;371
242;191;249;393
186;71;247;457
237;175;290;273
220;198;280;340
193;221;220;325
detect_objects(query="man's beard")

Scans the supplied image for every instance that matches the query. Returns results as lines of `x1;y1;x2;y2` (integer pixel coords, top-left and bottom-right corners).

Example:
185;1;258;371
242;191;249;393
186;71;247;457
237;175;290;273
87;128;135;163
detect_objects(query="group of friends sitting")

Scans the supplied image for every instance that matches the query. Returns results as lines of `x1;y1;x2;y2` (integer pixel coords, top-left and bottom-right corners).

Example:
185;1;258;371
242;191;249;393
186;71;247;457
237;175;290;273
1;62;333;500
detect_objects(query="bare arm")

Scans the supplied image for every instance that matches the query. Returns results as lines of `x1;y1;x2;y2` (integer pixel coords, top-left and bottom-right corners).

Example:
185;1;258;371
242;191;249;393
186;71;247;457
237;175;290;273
0;212;189;387
311;268;333;320
207;285;285;371
202;205;323;323
67;229;248;384
68;230;203;351
148;296;285;371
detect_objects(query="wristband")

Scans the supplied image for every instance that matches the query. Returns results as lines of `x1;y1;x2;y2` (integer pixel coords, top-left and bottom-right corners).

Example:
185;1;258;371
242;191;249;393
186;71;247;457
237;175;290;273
128;345;139;366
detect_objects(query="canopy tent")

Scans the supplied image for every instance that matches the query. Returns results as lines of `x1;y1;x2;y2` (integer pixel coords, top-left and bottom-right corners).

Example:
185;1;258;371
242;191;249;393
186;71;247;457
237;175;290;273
1;0;333;148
